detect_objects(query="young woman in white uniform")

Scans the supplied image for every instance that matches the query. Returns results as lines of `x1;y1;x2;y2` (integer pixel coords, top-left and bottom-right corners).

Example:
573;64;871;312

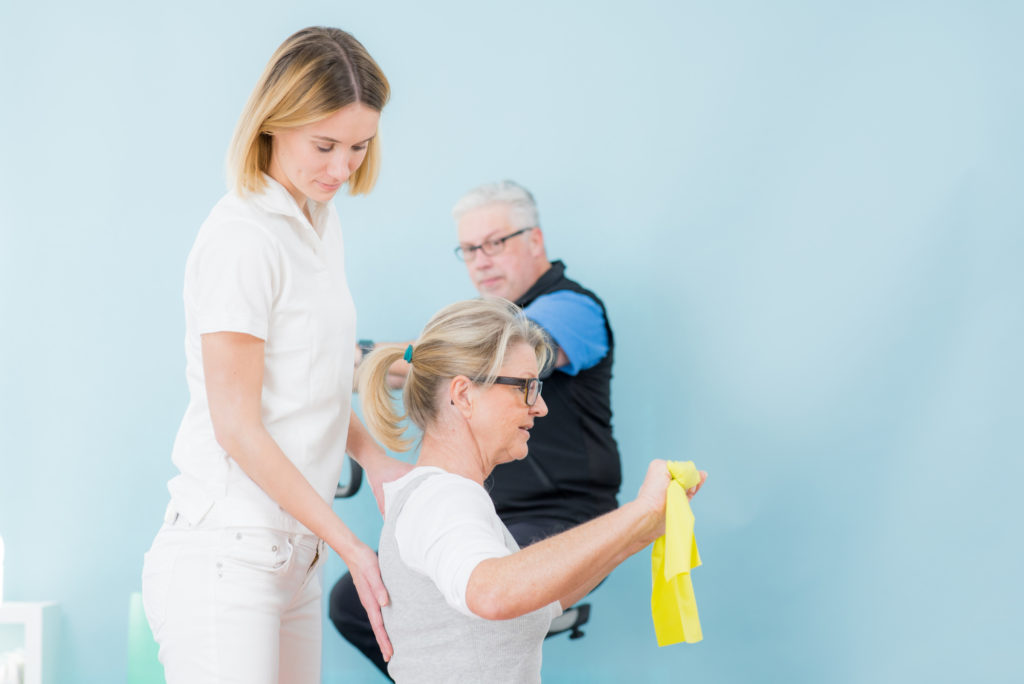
142;27;407;683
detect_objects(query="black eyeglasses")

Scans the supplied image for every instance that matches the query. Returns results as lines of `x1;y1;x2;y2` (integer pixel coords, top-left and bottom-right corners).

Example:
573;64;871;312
454;228;534;262
475;376;543;407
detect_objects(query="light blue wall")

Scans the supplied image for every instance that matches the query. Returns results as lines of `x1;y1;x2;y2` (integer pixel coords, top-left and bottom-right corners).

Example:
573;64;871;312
1;1;1021;682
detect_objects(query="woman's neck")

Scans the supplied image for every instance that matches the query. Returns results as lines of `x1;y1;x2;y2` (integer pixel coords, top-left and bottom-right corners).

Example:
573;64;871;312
417;426;488;485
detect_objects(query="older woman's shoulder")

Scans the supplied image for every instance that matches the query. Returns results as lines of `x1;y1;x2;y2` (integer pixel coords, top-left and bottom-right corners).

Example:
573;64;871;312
384;466;491;518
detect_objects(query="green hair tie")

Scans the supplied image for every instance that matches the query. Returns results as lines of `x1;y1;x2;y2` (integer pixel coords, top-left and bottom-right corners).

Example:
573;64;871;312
404;344;414;363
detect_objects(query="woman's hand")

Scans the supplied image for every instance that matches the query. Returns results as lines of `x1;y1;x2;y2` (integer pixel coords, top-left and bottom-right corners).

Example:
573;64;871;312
687;469;708;500
631;461;708;547
340;539;394;663
632;459;672;543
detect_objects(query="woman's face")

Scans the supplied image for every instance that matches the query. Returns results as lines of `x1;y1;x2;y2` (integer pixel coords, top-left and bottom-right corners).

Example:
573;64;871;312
267;102;380;207
471;342;549;472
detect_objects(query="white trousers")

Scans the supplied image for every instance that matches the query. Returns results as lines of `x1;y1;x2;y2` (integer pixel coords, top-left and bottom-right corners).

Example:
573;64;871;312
142;514;326;684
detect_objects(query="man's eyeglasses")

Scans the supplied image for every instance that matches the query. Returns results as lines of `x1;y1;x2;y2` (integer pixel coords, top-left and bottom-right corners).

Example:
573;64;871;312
454;228;534;262
475;376;543;407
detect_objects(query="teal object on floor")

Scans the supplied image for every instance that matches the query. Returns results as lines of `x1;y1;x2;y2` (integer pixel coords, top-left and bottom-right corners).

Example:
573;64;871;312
127;592;164;684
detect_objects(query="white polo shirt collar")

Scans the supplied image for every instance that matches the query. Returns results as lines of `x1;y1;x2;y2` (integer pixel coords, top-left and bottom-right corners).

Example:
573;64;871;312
251;174;332;241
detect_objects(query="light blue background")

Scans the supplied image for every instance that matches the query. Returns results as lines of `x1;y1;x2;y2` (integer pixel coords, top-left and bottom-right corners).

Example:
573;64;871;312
1;1;1021;682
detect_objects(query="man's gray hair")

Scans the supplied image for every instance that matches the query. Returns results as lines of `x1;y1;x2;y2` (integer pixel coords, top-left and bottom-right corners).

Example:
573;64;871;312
451;180;540;228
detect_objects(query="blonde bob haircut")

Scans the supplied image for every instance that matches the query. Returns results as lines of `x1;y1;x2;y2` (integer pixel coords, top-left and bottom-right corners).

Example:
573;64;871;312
359;298;552;452
228;26;390;196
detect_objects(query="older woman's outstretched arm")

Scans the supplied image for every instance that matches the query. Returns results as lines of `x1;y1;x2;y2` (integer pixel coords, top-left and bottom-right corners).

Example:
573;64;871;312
465;460;706;620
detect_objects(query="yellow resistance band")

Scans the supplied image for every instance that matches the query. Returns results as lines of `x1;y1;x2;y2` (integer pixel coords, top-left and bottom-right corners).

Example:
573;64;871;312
651;460;703;646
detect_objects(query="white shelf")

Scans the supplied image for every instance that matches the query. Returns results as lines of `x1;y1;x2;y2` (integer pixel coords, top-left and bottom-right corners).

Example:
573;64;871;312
0;602;58;684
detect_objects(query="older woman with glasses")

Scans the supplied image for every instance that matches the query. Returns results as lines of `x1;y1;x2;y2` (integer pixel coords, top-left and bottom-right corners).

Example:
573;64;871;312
358;297;706;683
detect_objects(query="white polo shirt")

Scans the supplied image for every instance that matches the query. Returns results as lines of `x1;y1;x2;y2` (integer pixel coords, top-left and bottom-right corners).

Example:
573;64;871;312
167;175;356;534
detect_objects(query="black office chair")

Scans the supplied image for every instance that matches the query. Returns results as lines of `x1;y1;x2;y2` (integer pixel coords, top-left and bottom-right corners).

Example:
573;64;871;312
335;456;364;499
546;603;590;640
334;458;591;640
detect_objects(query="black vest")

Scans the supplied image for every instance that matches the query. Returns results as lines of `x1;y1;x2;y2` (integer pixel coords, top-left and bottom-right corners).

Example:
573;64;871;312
485;261;621;526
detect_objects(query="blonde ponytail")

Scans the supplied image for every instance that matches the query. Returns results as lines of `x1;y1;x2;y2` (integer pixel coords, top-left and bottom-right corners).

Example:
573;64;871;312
357;345;414;452
356;298;552;451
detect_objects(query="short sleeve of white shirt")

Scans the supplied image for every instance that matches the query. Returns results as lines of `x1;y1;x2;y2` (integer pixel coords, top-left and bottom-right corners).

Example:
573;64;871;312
188;219;278;340
389;470;514;618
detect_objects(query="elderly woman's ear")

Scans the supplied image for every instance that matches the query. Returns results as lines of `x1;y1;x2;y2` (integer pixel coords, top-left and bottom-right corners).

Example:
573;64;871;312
448;375;475;415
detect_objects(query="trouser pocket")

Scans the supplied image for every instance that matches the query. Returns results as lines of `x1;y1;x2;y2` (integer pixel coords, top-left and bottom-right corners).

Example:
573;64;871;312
218;528;295;578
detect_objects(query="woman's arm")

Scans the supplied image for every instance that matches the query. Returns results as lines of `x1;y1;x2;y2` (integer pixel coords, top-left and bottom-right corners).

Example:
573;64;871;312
465;500;655;620
345;410;413;514
203;331;393;661
465;460;706;620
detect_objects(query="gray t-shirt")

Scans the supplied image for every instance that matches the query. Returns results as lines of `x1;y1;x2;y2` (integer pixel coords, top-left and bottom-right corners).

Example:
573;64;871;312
380;470;560;683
